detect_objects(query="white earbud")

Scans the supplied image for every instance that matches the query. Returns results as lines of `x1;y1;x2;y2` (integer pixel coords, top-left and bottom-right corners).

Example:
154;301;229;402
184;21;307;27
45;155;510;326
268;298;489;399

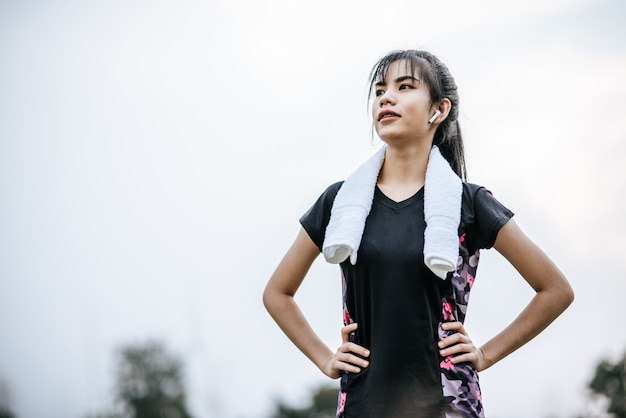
428;109;441;123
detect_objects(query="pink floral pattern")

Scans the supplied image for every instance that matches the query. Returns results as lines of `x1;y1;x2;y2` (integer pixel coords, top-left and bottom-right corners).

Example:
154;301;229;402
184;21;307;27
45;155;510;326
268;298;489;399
337;270;350;418
335;233;487;417
337;392;347;414
438;232;485;417
443;301;455;321
440;355;455;370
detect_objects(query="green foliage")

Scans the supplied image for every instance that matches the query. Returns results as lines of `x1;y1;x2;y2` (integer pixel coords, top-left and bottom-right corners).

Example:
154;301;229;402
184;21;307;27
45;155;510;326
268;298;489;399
85;340;193;418
115;341;193;418
270;384;338;418
0;379;14;418
589;351;626;418
84;413;124;418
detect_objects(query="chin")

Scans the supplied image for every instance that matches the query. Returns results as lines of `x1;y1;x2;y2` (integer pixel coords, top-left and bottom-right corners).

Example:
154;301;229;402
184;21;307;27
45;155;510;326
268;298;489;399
377;135;432;149
378;133;408;143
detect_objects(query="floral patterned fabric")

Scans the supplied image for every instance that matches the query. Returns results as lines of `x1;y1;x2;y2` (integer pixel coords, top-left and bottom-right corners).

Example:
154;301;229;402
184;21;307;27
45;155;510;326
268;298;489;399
336;234;485;418
300;181;513;418
438;233;484;417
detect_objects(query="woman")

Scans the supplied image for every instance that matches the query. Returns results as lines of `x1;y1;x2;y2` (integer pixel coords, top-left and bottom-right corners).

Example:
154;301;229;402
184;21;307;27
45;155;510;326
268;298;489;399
263;49;574;418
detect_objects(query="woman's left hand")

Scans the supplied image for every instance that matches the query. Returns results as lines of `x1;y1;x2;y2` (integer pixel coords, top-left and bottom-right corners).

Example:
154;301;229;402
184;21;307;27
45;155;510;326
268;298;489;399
438;321;487;372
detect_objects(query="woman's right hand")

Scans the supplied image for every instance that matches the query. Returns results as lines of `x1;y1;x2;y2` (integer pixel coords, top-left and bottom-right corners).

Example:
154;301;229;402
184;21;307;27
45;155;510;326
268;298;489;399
321;323;370;379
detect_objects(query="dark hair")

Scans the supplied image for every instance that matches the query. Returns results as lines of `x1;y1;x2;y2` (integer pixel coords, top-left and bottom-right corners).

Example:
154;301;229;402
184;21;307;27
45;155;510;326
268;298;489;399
368;50;467;181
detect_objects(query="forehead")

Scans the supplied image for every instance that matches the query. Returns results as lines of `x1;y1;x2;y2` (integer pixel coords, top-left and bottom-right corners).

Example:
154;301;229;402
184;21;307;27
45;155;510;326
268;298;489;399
377;59;422;82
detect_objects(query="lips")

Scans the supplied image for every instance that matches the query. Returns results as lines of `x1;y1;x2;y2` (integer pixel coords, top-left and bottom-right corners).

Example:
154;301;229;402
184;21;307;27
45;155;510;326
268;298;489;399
378;110;400;121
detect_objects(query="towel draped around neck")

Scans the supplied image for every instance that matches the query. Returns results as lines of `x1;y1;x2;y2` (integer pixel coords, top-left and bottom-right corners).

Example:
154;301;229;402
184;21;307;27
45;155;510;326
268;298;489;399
322;145;462;280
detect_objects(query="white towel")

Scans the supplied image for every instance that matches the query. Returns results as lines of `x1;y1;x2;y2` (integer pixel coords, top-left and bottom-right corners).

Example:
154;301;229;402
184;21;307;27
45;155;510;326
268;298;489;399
423;146;463;279
322;146;386;265
322;145;462;280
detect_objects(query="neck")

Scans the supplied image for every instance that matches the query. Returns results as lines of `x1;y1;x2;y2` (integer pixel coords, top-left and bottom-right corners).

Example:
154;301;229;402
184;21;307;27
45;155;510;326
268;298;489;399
376;141;432;201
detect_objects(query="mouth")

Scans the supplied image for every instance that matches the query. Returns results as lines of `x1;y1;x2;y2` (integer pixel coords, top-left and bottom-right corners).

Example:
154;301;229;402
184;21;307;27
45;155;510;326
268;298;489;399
378;111;400;121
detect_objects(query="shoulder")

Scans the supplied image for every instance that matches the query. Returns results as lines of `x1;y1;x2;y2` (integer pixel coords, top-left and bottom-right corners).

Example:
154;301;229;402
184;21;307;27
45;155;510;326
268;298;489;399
462;182;488;200
461;182;486;216
320;181;344;205
299;181;344;250
462;182;508;209
461;182;514;250
307;181;344;215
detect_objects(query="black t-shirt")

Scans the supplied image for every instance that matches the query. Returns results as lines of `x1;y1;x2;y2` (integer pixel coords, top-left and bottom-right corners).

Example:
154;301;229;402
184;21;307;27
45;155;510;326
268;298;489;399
300;182;513;418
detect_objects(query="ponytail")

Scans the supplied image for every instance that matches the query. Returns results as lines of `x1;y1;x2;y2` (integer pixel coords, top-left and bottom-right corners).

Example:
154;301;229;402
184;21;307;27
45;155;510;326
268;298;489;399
436;120;466;181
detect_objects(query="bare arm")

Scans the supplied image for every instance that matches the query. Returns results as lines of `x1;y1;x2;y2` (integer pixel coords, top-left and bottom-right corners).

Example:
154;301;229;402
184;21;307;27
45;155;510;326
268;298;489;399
262;227;370;379
439;218;574;371
479;218;574;369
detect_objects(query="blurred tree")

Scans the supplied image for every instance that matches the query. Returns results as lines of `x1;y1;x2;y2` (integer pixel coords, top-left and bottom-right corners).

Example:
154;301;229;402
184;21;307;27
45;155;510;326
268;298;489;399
270;383;338;418
115;341;193;418
0;378;15;418
589;351;626;418
0;409;15;418
84;413;123;418
85;340;193;418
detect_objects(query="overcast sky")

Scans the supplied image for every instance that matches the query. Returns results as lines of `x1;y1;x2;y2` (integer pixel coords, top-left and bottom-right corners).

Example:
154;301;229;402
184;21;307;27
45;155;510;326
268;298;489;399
1;0;625;417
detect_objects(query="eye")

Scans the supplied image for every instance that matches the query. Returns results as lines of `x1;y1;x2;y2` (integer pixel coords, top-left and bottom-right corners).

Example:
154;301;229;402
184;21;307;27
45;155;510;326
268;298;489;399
375;88;385;97
399;83;415;90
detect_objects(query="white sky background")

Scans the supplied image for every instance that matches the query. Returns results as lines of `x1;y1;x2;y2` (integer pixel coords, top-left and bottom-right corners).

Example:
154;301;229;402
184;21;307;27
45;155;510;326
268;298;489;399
1;0;625;417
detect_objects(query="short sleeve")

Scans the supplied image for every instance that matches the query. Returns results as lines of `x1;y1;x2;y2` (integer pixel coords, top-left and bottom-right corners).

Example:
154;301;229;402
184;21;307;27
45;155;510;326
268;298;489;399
299;181;343;251
461;183;514;251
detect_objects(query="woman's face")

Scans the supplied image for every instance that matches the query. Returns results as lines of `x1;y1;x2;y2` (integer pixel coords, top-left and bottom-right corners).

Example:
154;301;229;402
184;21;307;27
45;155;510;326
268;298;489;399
371;59;434;144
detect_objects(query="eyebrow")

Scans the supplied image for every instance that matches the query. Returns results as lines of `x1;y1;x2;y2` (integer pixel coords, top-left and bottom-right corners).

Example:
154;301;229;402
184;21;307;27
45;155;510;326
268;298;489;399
375;75;420;87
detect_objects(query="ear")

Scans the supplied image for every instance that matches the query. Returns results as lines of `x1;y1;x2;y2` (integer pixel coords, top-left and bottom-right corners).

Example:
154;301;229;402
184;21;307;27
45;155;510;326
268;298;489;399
431;98;451;124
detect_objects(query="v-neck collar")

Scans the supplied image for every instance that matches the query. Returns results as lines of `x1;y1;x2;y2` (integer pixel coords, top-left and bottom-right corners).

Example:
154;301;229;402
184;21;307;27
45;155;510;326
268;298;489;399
374;185;424;210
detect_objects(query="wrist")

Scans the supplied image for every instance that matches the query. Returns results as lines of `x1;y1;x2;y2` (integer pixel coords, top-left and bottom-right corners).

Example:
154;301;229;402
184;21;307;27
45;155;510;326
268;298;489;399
477;346;494;372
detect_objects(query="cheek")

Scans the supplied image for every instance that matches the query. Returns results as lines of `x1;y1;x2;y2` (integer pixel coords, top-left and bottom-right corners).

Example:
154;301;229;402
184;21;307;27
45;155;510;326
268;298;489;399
371;105;382;132
371;98;386;124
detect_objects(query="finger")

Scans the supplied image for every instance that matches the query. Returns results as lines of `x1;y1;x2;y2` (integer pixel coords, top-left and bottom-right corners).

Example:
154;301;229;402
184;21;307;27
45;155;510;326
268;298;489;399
341;323;358;342
338;342;370;358
438;332;469;349
441;321;466;334
336;352;370;369
450;351;478;365
440;343;474;357
336;360;363;374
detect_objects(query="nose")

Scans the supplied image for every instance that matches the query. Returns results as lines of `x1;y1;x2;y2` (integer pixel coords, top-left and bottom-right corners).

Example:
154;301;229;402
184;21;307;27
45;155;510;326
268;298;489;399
378;89;396;106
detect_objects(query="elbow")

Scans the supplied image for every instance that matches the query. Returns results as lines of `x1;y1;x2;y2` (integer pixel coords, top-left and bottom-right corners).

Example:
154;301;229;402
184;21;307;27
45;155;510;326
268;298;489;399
554;278;575;312
562;282;575;309
537;275;574;314
262;284;275;313
262;281;288;315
